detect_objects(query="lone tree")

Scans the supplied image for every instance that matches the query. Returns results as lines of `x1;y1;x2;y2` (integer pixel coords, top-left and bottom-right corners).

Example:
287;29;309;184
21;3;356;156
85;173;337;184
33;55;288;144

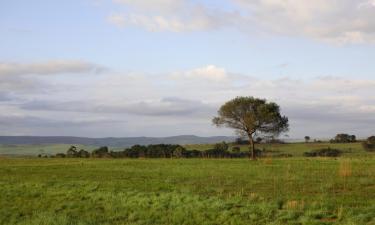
213;96;289;159
304;136;311;143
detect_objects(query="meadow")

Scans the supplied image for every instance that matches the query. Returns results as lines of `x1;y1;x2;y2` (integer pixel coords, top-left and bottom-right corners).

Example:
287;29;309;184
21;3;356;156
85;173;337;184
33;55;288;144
0;142;374;225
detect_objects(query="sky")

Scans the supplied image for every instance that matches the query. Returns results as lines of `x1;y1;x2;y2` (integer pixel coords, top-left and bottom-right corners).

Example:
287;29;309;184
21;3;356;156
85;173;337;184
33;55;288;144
0;0;375;139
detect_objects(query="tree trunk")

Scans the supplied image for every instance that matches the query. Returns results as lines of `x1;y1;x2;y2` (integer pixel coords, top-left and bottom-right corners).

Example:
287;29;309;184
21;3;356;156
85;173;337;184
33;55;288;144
248;135;255;160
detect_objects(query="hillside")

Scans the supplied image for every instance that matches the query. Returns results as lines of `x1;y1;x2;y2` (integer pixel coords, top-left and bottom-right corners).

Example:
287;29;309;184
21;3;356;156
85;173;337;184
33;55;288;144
0;135;235;147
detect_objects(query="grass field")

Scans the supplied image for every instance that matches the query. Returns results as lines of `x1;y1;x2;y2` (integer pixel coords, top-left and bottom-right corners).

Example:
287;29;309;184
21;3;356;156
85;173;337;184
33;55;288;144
1;155;375;224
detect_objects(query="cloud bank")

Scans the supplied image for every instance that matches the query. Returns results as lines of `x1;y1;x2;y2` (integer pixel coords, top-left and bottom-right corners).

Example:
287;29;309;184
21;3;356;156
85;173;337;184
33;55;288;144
107;0;375;44
0;60;104;77
1;61;374;138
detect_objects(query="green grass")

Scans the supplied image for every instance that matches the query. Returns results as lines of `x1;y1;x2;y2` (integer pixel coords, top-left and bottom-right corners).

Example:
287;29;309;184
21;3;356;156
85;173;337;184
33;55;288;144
1;157;375;224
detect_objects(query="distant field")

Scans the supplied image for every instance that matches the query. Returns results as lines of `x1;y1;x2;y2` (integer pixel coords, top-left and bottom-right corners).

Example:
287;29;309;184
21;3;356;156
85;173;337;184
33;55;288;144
0;157;374;224
0;142;367;157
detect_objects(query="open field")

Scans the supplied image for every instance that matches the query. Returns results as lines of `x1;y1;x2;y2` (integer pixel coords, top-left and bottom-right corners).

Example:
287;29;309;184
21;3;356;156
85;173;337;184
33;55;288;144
1;156;375;225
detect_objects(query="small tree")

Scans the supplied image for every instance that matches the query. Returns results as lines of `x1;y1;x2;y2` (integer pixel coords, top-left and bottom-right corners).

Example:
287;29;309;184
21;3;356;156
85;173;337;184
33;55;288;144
304;136;310;143
78;149;90;158
66;146;78;158
214;141;229;152
173;146;185;158
213;96;289;159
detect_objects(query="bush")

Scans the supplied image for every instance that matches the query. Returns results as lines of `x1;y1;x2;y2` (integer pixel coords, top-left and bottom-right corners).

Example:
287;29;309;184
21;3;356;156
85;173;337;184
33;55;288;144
304;148;342;157
78;149;90;158
91;146;110;158
231;146;241;153
363;136;375;152
214;142;229;152
66;146;78;158
330;134;356;143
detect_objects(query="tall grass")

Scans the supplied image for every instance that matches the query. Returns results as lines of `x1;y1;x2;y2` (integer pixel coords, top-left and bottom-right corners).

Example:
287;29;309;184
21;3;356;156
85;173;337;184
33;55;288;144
0;157;374;224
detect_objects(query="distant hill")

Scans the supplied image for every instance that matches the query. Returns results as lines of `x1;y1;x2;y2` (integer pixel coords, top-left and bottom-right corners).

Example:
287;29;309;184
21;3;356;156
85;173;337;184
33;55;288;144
0;135;236;147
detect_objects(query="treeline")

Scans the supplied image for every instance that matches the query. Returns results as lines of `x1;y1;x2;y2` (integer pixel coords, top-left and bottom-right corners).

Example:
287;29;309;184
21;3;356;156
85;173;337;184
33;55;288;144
41;134;375;159
50;142;254;159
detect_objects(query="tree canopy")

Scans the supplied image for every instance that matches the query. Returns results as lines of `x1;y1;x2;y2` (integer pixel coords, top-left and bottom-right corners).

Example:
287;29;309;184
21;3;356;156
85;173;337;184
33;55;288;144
213;96;289;159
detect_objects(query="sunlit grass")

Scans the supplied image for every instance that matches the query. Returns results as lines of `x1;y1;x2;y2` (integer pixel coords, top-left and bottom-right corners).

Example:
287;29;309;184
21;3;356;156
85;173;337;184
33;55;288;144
1;157;374;224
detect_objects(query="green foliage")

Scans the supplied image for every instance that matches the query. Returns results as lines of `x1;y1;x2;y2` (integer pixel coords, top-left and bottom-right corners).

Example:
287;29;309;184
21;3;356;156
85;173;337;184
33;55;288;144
91;146;110;158
55;143;252;159
66;146;78;158
213;96;289;159
185;142;366;157
0;141;369;158
304;148;342;157
213;97;289;135
362;136;375;152
231;146;241;153
330;134;357;143
213;141;229;152
78;149;90;158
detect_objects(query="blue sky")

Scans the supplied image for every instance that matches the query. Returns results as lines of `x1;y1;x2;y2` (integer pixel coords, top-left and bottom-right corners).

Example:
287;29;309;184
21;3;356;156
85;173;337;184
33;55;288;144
1;0;375;138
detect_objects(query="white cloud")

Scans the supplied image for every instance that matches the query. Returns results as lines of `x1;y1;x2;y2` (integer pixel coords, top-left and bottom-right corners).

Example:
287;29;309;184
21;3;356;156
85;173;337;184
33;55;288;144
113;0;184;13
233;0;375;44
170;65;229;82
1;62;375;137
108;0;229;32
0;60;105;95
107;0;375;44
0;60;104;76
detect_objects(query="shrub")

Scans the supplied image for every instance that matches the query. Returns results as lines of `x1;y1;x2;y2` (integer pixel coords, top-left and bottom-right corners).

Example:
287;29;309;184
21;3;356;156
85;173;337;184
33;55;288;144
363;136;375;152
91;146;110;158
214;142;229;152
231;146;241;153
78;149;90;158
304;148;342;157
173;146;185;158
330;134;356;143
66;146;78;158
